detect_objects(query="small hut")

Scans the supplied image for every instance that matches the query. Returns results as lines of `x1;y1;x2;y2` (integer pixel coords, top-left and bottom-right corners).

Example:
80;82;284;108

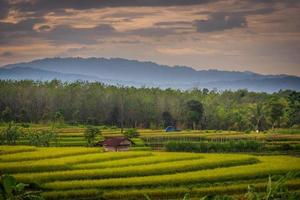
97;137;134;152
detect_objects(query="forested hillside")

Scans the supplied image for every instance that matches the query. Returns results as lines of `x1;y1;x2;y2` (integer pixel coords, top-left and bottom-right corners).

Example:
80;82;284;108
0;80;299;130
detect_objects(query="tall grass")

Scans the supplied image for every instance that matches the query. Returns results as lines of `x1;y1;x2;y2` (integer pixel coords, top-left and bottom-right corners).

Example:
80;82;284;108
41;179;300;200
0;147;101;162
42;156;300;190
73;152;203;170
105;180;300;200
0;145;36;154
271;129;300;135
0;151;152;173
15;156;258;183
165;140;264;153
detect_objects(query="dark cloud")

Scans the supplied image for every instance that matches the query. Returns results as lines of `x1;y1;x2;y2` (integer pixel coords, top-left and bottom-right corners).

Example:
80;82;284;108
0;0;9;19
101;11;158;20
194;7;275;33
250;0;297;4
13;0;215;16
129;27;175;37
155;21;192;26
195;12;247;32
43;24;117;44
66;47;89;53
0;18;43;32
0;51;13;57
38;25;51;31
0;16;116;45
0;18;43;45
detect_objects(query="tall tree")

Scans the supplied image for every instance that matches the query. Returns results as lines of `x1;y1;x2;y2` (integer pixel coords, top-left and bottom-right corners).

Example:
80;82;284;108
162;111;173;128
269;99;285;129
185;100;204;130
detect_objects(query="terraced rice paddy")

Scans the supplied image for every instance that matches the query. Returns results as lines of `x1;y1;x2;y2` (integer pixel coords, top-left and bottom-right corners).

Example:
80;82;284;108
0;146;299;200
11;126;300;152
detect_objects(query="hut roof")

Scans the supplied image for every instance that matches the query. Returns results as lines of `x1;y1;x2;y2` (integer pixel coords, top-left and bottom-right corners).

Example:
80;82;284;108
99;137;134;147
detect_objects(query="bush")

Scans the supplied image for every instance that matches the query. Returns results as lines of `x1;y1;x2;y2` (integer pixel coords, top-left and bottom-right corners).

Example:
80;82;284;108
0;174;44;200
27;130;58;147
0;123;21;145
20;123;30;128
84;126;101;146
280;144;293;151
110;126;118;130
99;125;108;130
124;128;140;138
244;129;252;134
165;140;264;153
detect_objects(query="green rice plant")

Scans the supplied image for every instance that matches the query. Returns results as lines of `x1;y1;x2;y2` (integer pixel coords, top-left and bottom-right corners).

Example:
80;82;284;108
42;156;300;190
270;129;300;135
0;146;36;154
0;147;101;162
130;138;145;147
0;151;153;173
56;137;85;141
165;141;264;153
14;155;258;183
42;189;102;200
129;147;152;151
41;179;300;200
72;152;202;170
102;179;300;200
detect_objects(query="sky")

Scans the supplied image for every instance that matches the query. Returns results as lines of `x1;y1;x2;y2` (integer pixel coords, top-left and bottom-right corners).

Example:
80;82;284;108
0;0;299;76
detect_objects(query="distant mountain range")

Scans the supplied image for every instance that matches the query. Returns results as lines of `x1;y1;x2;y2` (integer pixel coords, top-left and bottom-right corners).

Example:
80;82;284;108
0;57;299;92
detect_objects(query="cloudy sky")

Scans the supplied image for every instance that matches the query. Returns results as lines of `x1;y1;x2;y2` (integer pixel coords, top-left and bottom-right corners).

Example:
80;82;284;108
0;0;299;75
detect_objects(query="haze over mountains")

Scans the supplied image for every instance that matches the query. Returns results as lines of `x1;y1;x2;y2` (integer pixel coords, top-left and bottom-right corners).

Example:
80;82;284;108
0;57;299;93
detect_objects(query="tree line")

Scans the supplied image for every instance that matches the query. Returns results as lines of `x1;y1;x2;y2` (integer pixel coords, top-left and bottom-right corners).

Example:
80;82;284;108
0;80;299;131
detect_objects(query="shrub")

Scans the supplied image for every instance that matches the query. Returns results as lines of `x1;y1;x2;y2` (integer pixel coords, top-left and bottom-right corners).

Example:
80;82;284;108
20;123;30;128
124;128;140;138
280;144;293;151
0;174;44;200
245;172;299;200
165;141;264;153
0;123;21;145
84;126;101;146
27;130;58;147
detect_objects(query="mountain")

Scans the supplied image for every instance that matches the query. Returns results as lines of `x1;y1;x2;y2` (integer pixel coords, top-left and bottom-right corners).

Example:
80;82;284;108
0;67;98;82
1;57;299;92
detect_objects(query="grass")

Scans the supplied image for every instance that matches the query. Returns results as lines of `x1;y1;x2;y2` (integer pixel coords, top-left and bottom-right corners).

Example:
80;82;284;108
42;155;300;190
14;155;258;183
0;145;36;154
41;179;300;200
270;129;300;134
0;147;101;162
101;179;300;200
0;149;151;173
73;152;203;169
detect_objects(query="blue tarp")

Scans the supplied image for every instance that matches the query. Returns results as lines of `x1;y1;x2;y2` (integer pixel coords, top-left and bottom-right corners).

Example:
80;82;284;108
165;126;180;132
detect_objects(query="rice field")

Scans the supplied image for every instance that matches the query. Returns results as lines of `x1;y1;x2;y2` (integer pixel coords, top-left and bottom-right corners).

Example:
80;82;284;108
7;125;300;152
1;125;300;199
0;146;299;200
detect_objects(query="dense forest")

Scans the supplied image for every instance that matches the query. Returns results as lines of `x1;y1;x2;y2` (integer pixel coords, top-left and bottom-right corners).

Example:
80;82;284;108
0;80;299;131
